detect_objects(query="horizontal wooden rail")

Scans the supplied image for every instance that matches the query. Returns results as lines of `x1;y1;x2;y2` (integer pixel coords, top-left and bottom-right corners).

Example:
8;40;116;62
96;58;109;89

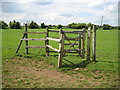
21;39;46;41
49;50;78;53
64;31;83;34
49;51;58;53
26;46;46;48
23;32;47;34
48;30;59;32
64;43;78;45
48;30;86;34
65;49;82;52
65;51;78;53
73;30;87;33
46;45;59;52
65;36;80;41
46;37;61;42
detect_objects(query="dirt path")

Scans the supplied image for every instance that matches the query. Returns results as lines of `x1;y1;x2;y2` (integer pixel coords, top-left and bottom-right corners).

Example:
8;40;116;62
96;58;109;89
2;59;118;88
17;61;85;88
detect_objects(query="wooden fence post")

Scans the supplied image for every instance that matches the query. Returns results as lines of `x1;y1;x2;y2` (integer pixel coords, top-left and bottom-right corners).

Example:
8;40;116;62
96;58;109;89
16;34;26;53
92;25;96;61
58;28;65;68
25;24;29;54
45;27;49;56
86;27;92;61
78;33;81;57
81;28;86;58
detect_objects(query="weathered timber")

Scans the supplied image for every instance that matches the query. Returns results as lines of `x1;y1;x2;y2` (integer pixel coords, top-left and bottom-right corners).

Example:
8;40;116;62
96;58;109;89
48;30;59;32
49;50;78;53
64;43;78;45
46;37;61;42
48;30;86;34
81;28;86;58
78;33;81;56
45;27;49;56
65;51;78;53
25;24;29;54
65;36;80;41
46;45;59;52
58;29;65;68
86;27;92;61
92;25;96;61
49;51;58;53
21;39;46;41
16;33;26;53
23;32;47;34
26;46;46;48
65;49;82;52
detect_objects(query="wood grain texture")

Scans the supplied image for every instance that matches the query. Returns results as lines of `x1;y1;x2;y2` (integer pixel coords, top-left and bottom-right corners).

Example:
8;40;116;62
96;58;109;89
23;32;47;34
86;27;92;61
92;25;96;61
25;24;29;54
46;37;61;42
58;29;65;68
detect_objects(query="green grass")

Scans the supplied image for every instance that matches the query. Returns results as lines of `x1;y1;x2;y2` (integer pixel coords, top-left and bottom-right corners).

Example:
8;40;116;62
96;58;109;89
1;28;119;88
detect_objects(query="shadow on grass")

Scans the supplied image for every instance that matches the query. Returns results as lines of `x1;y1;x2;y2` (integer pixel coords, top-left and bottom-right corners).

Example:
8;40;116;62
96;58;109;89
98;60;119;63
62;58;93;69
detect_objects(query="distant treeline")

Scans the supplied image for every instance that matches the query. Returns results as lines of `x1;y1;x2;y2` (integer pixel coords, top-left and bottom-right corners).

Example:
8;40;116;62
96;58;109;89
0;20;119;30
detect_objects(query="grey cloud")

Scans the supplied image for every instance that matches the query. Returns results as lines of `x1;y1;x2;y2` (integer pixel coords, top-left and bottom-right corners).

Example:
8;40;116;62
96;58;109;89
2;2;24;13
33;2;53;6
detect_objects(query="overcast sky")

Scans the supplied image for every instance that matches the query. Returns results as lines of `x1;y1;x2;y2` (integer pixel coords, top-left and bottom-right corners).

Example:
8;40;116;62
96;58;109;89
1;0;119;26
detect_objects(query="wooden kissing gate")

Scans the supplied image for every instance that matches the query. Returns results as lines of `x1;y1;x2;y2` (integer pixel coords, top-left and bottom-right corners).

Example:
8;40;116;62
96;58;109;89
16;24;96;68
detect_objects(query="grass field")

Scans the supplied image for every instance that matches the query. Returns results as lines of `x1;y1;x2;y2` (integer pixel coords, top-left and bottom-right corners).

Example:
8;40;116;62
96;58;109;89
1;28;119;88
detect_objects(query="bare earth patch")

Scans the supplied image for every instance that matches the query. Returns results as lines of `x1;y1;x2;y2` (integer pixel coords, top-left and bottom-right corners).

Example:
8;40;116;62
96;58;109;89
17;61;83;88
2;59;118;88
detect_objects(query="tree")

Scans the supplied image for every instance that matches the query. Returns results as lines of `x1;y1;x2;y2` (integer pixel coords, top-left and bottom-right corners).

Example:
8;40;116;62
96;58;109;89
29;21;39;29
87;23;92;27
47;24;52;29
118;26;120;30
57;24;62;29
9;20;21;29
67;23;86;29
0;20;8;29
16;22;21;29
41;22;46;28
103;24;111;30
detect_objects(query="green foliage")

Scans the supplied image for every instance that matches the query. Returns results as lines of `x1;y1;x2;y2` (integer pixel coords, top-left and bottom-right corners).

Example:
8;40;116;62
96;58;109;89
40;22;46;28
0;20;8;29
9;20;21;29
87;23;92;27
103;24;111;30
47;24;52;29
57;24;62;29
67;22;86;29
118;26;120;30
29;21;39;29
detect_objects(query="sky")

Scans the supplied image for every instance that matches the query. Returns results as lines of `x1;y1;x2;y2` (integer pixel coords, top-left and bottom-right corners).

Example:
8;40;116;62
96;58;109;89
0;0;119;26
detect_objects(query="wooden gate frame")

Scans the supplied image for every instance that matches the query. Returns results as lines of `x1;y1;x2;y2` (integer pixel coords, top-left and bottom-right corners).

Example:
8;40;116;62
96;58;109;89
16;24;96;68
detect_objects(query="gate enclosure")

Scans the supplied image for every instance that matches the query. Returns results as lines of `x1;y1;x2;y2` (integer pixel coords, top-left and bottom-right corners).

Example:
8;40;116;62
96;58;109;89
16;24;96;68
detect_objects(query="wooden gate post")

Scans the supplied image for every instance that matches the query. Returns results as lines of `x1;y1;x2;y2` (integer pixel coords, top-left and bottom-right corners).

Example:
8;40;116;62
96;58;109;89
86;27;92;61
45;27;49;56
92;25;96;61
25;24;29;54
58;28;65;68
81;28;86;58
78;33;81;57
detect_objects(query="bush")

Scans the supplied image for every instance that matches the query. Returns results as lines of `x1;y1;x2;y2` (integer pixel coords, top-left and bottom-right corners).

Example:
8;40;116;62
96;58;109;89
0;20;8;29
9;20;21;29
29;21;39;29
